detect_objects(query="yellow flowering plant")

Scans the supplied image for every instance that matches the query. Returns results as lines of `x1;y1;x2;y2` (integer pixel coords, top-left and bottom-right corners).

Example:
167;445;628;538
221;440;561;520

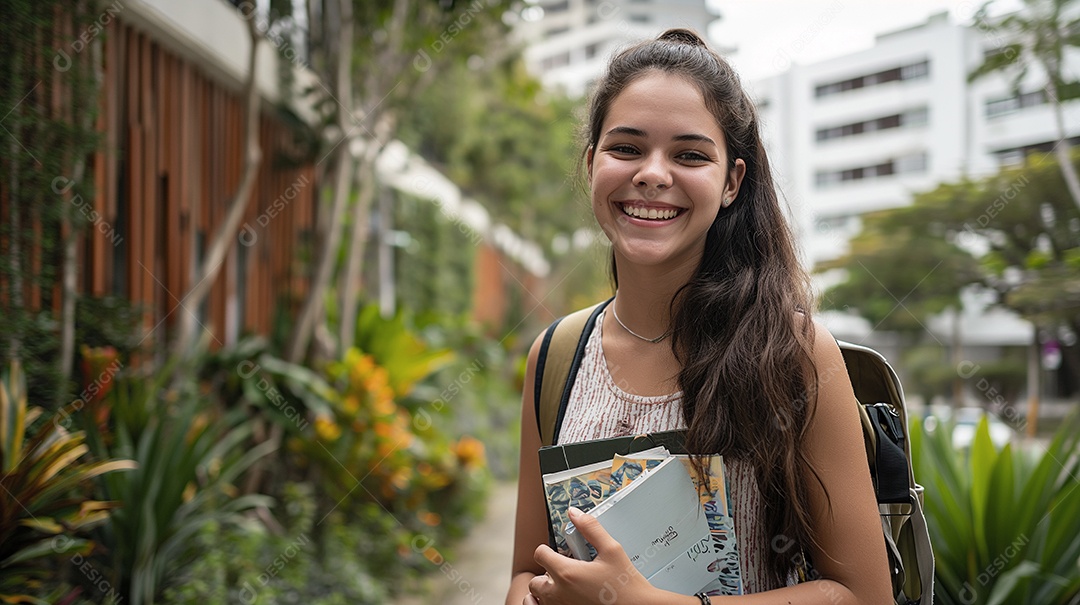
297;348;487;542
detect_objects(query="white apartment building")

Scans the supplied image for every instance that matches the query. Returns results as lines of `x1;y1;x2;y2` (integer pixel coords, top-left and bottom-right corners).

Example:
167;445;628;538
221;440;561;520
752;11;1080;268
750;11;1080;347
514;0;718;97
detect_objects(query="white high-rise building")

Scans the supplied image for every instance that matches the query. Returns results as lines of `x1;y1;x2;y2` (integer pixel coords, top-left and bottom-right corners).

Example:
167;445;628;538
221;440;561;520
752;11;1080;268
751;11;1079;347
514;0;718;97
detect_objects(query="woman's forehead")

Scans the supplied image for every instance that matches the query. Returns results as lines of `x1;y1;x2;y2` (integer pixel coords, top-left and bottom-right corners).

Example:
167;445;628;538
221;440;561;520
601;73;723;141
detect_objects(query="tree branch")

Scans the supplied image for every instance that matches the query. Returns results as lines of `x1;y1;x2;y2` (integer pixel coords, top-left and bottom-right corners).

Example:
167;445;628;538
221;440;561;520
171;13;263;361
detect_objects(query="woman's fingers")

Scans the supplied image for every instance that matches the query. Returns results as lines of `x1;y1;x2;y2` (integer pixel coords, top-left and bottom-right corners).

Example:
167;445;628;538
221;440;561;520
527;572;554;599
566;507;619;555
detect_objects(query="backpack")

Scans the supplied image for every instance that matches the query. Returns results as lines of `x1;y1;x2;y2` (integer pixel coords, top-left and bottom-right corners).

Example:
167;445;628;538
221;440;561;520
534;300;935;604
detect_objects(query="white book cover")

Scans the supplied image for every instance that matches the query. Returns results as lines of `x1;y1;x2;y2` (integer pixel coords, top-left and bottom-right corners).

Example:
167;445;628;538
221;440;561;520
646;535;719;594
564;456;715;592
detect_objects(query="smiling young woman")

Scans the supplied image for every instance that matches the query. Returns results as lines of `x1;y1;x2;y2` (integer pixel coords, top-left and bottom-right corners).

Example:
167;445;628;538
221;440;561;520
505;29;892;605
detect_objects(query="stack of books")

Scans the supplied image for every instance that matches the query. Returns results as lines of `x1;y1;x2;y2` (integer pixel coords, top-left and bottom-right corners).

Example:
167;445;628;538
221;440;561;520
540;432;743;596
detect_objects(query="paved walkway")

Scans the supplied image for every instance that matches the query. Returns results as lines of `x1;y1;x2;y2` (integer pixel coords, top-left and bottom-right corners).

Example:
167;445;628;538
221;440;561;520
396;481;517;605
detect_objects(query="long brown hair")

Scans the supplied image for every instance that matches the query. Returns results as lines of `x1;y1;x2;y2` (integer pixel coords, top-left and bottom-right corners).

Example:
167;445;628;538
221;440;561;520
584;29;821;585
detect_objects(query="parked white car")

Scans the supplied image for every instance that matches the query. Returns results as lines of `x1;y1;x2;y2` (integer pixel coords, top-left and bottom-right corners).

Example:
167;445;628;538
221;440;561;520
923;405;1017;449
949;407;1016;449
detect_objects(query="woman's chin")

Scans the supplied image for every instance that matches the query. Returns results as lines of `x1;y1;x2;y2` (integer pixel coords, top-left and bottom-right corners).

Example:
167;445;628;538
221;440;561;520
612;244;699;273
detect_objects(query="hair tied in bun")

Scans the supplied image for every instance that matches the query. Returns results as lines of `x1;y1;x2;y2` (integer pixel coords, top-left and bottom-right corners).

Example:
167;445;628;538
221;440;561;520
657;28;706;47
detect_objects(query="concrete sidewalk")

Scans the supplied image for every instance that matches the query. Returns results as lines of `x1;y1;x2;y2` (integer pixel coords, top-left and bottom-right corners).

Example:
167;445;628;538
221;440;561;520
396;481;517;605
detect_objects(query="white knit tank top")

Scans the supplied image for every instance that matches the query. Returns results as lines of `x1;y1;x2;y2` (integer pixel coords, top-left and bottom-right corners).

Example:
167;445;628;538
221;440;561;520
555;309;781;593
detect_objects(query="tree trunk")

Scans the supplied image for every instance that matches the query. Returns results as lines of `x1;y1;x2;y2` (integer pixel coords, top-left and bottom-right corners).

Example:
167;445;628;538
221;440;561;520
950;306;965;407
377;187;394;318
286;0;354;364
1025;327;1041;438
337;146;379;353
335;0;409;351
171;15;263;361
1046;78;1080;213
6;35;24;363
58;28;105;405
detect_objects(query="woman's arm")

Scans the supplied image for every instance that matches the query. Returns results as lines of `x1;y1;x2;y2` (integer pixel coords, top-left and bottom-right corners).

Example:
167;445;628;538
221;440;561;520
506;332;554;605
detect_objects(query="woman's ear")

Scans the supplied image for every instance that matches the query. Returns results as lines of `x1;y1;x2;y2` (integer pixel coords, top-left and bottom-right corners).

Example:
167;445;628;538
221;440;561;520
724;158;747;206
586;146;595;182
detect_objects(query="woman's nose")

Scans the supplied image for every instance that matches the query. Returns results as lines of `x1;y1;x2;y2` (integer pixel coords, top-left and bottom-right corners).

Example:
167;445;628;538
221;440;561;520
633;153;672;190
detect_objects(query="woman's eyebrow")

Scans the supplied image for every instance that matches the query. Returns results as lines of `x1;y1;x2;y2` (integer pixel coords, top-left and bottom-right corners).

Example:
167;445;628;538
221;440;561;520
673;133;716;146
605;126;647;138
604;126;715;147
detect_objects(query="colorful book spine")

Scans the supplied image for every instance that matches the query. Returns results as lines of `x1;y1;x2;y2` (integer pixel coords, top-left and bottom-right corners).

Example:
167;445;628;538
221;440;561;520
677;456;743;595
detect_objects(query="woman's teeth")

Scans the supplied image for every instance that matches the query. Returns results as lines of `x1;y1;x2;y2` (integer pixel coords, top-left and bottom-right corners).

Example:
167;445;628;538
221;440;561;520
621;205;679;220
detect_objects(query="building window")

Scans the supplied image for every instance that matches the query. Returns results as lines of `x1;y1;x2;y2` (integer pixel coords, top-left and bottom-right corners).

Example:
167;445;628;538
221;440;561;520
541;51;571;70
815;152;928;188
985;89;1048;118
815;214;855;232
543;0;569;13
901;61;929;80
814;59;930;98
997;149;1025;167
993;137;1080;166
628;13;650;23
895;152;928;173
585;42;600;59
906;106;929;127
815;107;929;142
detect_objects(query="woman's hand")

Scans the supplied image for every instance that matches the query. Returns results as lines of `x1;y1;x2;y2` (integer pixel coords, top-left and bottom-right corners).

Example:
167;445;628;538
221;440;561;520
525;507;658;605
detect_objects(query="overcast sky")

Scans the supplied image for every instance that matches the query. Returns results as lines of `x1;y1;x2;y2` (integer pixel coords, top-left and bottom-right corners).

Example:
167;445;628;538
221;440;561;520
707;0;1022;80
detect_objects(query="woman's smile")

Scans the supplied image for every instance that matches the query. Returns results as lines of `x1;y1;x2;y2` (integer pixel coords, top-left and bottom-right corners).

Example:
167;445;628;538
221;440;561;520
616;201;685;223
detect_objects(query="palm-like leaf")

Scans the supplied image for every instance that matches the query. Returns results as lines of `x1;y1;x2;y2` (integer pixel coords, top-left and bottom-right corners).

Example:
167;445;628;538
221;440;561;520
90;376;275;605
914;414;1080;604
0;361;136;598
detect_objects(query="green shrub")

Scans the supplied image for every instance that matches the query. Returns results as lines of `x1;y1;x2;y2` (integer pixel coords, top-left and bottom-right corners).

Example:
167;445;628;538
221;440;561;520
160;484;404;605
86;370;275;605
0;360;136;603
913;414;1080;604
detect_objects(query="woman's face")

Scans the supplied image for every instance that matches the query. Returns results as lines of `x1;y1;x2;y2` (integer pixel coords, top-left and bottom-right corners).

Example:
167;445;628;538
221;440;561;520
589;71;745;274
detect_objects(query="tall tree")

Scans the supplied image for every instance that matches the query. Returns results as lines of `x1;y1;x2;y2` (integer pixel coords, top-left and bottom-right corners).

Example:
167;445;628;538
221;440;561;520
821;151;1080;404
818;194;981;335
170;6;266;362
285;0;354;363
287;0;514;362
399;56;587;247
969;0;1080;211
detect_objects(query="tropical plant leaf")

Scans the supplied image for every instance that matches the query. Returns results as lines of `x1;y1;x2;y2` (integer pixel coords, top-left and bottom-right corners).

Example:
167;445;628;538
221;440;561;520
986;561;1041;605
971;417;998;561
920;411;1080;604
353;304;455;397
0;361;135;592
87;373;277;605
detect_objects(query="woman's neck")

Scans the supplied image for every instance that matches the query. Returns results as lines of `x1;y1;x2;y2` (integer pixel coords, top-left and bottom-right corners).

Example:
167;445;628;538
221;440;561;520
610;253;699;336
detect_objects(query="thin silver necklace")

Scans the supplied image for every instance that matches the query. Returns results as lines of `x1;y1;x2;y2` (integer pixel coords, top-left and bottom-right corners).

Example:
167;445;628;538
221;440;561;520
610;301;671;344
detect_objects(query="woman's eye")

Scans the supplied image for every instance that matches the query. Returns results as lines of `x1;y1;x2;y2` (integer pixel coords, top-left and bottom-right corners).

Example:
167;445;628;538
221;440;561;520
608;144;639;155
678;151;710;162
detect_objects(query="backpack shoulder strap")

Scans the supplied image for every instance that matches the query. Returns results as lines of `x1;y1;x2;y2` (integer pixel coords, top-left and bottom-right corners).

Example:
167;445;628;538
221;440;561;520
535;299;611;446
